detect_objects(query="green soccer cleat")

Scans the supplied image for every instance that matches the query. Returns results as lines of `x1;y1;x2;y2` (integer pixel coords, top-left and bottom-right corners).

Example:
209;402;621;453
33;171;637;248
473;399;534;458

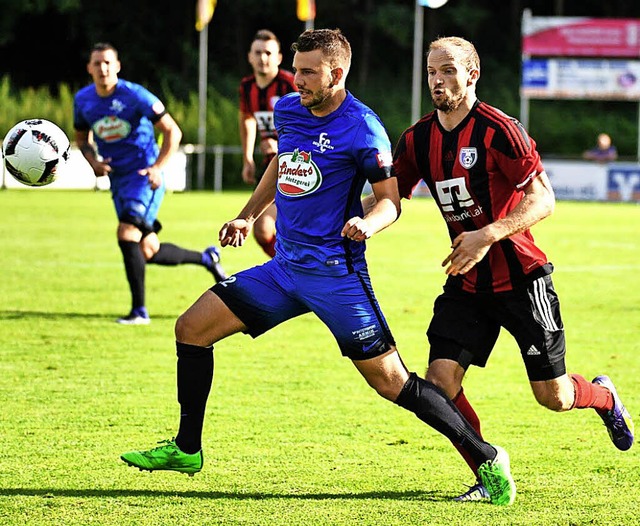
477;445;516;506
121;438;203;476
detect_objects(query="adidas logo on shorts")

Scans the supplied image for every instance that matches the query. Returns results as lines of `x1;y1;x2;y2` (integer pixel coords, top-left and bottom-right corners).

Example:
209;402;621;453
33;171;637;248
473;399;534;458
526;345;541;356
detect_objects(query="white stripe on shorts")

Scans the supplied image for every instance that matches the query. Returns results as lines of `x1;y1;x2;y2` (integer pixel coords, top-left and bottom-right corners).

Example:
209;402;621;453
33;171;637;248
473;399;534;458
532;277;560;331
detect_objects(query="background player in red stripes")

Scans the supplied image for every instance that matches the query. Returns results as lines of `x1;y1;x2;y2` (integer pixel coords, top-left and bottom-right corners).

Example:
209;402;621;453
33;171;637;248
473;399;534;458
385;36;634;501
238;29;297;258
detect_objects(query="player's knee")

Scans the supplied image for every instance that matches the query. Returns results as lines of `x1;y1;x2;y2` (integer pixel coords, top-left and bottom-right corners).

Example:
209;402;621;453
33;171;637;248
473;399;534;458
534;390;573;412
140;244;156;261
425;371;459;400
175;312;195;341
372;383;401;402
363;374;404;401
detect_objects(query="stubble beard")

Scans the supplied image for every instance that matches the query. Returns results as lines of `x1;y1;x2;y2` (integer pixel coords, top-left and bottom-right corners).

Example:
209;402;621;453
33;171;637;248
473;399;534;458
431;87;465;114
300;86;332;111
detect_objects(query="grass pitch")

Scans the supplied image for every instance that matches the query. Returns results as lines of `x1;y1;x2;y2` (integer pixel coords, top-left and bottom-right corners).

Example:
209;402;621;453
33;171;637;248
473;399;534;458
0;189;638;525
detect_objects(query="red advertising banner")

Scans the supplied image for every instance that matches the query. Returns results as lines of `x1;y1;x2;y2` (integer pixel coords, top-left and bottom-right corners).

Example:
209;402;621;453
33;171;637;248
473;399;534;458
522;17;640;57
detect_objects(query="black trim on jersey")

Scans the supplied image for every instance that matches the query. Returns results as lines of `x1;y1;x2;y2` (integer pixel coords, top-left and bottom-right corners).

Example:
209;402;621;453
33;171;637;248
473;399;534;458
258;88;267;112
239;78;253;112
149;109;167;125
476;103;530;158
412;117;431;187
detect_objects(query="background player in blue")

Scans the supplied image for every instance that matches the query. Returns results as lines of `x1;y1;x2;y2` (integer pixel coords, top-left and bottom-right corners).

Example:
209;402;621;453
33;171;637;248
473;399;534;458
121;29;516;506
74;43;227;325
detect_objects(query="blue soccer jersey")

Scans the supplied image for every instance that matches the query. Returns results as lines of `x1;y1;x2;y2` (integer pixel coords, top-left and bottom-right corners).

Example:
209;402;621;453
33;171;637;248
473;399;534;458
73;79;165;177
273;91;393;275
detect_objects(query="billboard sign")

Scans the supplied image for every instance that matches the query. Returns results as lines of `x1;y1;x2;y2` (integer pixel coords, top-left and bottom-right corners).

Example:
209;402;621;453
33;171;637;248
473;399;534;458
521;58;640;100
523;17;640;57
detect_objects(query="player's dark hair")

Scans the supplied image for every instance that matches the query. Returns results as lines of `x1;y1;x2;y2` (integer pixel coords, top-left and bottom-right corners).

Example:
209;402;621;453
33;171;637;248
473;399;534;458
90;42;118;59
252;29;281;51
291;28;351;73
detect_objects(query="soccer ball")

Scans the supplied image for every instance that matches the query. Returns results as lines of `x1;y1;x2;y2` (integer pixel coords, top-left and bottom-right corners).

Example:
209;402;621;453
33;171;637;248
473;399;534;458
2;119;70;187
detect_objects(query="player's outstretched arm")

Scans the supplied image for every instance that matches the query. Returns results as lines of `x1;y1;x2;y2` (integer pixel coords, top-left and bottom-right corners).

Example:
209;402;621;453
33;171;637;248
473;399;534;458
342;178;401;242
220;156;278;248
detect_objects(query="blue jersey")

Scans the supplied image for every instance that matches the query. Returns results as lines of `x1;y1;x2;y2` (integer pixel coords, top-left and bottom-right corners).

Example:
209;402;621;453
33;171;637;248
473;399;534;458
274;91;393;275
73;79;164;177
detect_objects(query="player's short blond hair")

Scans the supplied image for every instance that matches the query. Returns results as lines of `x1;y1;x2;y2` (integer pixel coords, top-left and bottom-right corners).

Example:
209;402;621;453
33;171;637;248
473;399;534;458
427;36;480;74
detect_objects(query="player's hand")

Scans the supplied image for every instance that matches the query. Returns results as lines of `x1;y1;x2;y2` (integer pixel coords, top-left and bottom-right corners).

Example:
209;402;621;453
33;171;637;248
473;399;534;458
442;230;492;275
241;161;256;185
139;165;162;189
219;219;252;248
92;157;112;178
341;217;372;242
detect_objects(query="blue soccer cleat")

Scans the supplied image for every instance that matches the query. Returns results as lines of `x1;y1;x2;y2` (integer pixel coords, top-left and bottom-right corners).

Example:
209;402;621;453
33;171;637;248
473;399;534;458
202;246;228;283
592;375;634;451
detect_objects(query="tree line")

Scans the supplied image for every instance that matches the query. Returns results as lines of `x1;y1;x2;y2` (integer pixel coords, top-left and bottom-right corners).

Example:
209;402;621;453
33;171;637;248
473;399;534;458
1;0;639;158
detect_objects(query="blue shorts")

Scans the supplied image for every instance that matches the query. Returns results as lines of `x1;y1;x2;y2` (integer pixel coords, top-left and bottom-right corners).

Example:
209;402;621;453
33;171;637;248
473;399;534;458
110;170;165;234
211;256;395;360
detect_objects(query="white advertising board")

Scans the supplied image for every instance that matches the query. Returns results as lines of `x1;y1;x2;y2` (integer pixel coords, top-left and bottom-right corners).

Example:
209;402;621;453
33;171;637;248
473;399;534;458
521;58;640;100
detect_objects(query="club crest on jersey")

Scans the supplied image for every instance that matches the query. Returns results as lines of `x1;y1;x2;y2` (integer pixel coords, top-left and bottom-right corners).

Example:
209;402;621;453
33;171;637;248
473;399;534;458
312;132;334;153
459;147;478;169
277;149;322;197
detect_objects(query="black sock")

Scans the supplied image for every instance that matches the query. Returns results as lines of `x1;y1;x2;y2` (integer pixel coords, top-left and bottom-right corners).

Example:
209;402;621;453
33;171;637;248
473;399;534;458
118;240;145;310
175;342;214;454
148;243;202;266
395;373;496;468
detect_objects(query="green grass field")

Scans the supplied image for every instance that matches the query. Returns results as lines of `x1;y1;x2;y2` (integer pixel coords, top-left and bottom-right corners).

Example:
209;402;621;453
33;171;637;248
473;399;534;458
0;189;638;525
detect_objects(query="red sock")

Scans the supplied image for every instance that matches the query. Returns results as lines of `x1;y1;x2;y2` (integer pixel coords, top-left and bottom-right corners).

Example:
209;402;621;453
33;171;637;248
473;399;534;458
452;388;482;476
259;236;276;258
570;373;613;411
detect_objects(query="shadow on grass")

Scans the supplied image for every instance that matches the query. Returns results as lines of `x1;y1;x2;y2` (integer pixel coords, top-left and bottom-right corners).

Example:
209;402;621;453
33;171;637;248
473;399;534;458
0;487;443;501
0;310;176;321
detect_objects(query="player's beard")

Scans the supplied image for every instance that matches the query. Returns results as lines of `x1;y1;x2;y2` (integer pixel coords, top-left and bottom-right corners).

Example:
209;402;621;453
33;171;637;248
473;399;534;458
431;85;465;113
299;83;333;111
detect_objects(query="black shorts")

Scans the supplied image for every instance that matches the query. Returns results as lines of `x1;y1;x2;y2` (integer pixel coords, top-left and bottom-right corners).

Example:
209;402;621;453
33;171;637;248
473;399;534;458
119;214;162;238
427;274;566;381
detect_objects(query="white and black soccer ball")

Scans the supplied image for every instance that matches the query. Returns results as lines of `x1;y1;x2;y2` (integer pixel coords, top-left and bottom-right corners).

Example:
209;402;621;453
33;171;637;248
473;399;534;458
2;119;70;187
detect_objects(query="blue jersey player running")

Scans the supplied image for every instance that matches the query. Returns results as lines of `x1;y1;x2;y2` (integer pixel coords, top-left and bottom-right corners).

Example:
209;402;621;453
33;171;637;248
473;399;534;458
74;43;227;325
120;29;516;505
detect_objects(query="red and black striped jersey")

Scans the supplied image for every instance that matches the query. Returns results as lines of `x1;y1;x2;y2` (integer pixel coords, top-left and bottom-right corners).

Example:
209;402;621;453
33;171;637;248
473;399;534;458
239;69;297;141
393;100;549;293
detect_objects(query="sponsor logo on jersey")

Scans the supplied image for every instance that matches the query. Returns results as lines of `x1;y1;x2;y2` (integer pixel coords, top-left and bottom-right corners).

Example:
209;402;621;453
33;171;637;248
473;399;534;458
93;115;131;142
459;147;478;169
312;132;334;153
277;149;322;196
254;110;275;133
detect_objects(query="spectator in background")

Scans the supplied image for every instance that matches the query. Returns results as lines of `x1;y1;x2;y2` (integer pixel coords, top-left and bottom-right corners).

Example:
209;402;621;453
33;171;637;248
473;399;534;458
238;29;297;258
583;133;618;163
74;42;227;325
